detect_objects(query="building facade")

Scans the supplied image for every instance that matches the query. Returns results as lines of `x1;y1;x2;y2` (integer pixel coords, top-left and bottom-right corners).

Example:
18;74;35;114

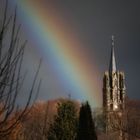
103;36;126;134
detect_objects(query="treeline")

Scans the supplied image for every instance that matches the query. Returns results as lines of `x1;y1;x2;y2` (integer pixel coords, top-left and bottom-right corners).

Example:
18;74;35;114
3;99;97;140
48;100;97;140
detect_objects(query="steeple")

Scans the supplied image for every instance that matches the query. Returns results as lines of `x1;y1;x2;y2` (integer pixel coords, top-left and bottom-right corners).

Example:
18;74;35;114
109;35;116;74
103;36;126;135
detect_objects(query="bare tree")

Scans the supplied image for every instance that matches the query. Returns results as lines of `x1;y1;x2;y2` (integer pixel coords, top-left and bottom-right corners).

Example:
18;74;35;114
107;108;140;140
10;100;59;140
93;106;140;140
8;99;80;140
0;0;41;137
20;102;50;140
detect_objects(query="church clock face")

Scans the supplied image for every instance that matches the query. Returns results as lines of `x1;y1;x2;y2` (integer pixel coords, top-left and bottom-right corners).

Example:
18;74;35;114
114;104;118;110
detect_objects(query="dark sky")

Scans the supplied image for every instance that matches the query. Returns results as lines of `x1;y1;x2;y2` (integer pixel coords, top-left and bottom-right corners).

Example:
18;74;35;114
53;0;140;99
1;0;140;107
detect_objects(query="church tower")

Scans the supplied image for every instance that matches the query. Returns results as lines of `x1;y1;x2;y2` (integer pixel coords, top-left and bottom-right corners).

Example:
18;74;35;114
103;36;126;112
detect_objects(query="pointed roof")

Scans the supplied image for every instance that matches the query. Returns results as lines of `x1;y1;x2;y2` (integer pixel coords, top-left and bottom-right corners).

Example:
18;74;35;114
109;35;117;74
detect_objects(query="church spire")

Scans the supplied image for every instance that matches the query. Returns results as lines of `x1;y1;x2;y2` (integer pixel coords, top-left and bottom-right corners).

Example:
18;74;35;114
109;35;116;74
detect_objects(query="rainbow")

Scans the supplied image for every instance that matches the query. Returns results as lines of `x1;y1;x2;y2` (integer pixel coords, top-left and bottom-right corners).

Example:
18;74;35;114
12;0;102;107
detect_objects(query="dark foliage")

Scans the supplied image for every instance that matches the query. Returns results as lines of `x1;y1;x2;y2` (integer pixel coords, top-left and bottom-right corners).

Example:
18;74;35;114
77;101;97;140
47;100;78;140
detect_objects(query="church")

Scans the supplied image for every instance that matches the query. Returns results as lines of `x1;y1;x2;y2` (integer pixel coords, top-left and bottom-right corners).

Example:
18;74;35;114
103;36;126;133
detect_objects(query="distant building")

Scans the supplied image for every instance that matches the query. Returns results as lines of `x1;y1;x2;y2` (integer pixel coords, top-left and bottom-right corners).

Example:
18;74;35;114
103;36;126;134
